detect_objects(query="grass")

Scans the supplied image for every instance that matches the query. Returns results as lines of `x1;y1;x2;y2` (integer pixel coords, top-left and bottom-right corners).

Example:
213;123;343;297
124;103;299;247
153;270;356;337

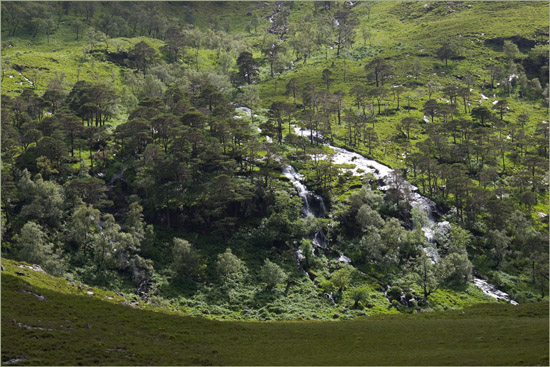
2;258;548;365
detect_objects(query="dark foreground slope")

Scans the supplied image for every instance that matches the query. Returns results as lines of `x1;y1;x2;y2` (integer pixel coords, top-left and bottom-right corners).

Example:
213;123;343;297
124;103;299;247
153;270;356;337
2;259;548;366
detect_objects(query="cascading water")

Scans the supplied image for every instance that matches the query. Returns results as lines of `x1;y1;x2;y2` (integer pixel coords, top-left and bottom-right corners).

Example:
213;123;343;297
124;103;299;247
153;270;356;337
282;165;327;247
294;126;518;305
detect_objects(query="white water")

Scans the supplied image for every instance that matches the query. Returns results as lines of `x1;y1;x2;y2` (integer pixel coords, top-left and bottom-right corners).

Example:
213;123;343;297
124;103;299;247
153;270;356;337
282;165;313;217
474;278;519;305
17;71;33;85
235;106;252;117
294;125;518;305
338;253;352;264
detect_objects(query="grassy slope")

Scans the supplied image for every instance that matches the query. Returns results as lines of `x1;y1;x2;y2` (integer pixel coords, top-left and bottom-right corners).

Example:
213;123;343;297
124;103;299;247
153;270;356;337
2;258;548;365
258;1;549;169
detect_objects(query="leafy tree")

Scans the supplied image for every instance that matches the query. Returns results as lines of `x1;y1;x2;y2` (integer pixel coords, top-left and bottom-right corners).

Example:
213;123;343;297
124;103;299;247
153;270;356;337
485;229;510;268
349;286;370;308
408;252;441;302
65;176;109;209
365;58;391;87
470;106;492;126
493;99;508;121
216;248;245;279
236;51;258;85
65;200;100;255
16;221;64;275
171;238;199;280
286;78;298;104
422;99;439;123
322;68;332;90
331;266;354;293
261;259;287;289
437;40;459;67
129;41;157;73
334;9;358;56
440;252;472;285
400;117;416;140
356;204;384;231
17;171;64;229
503;40;519;62
165;26;185;63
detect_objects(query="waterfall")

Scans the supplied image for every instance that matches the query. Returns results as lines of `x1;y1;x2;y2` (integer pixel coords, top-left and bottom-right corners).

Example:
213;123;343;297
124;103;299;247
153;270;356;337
282;165;327;247
294;126;518;305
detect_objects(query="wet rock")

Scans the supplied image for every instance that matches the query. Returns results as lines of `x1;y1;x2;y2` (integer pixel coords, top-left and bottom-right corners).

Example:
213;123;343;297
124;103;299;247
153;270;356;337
86;291;94;296
332;313;340;319
15;271;26;276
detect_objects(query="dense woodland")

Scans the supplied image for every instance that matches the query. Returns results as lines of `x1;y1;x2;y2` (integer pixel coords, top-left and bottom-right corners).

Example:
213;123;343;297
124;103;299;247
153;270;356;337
1;1;548;320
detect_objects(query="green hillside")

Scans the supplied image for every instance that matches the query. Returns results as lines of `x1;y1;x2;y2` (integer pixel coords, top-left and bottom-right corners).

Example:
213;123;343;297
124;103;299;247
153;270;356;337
2;258;548;365
1;1;549;364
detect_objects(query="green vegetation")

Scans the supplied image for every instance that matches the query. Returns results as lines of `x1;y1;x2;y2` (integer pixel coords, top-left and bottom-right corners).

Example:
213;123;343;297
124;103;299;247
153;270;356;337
1;1;548;364
2;259;548;365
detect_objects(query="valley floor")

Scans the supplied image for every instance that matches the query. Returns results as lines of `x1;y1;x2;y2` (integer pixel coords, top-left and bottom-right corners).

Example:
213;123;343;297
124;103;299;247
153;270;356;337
2;260;548;366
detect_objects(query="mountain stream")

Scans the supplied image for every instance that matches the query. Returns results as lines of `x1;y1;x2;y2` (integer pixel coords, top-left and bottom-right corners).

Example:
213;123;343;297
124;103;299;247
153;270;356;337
291;126;518;305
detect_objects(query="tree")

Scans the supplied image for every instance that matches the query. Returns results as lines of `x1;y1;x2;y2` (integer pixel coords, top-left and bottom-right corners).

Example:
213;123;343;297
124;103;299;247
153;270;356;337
65;176;110;209
365;58;391;87
334;9;358;56
262;42;284;78
485;229;510;268
129;41;157;73
503;40;519;62
165;26;185;63
322;68;332;90
236;51;258;85
408;252;441;302
422;99;439;123
493;99;508;121
437;40;459;67
331;266;353;293
71;19;84;40
369;87;388;115
400;117;416;140
356;204;384;230
470;106;492;126
16;221;64;275
184;28;203;70
286;78;298;104
261;259;287;289
411;58;423;79
440;252;472;285
488;65;505;89
216;248;245;279
66;200;101;254
171;238;199;280
17;171;65;229
350;286;370;308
